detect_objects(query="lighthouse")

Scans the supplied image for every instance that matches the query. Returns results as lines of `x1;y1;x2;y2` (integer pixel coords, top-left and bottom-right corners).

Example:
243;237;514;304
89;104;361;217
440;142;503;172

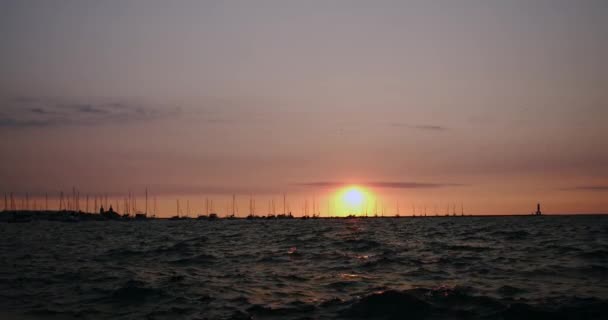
535;203;542;216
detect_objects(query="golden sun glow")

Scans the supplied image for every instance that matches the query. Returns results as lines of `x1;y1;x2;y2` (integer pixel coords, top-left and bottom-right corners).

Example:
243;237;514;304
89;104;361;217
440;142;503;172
344;188;364;207
333;185;375;216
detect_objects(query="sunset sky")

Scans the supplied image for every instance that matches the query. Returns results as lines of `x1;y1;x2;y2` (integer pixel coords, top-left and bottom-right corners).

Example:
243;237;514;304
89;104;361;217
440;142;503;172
1;0;606;215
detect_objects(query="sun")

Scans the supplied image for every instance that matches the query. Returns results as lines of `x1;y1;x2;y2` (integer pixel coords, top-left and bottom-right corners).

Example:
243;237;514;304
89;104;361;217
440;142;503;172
344;187;364;207
330;185;376;216
333;185;374;216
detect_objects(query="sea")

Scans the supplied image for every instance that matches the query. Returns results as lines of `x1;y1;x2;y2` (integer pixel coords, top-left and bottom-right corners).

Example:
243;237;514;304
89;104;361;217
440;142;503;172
1;216;607;319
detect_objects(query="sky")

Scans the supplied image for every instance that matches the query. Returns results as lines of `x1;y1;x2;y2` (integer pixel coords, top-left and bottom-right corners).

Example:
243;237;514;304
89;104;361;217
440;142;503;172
1;0;607;216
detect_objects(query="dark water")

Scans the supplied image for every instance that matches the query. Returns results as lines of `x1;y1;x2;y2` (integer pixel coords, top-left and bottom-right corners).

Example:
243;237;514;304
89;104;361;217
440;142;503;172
1;216;607;319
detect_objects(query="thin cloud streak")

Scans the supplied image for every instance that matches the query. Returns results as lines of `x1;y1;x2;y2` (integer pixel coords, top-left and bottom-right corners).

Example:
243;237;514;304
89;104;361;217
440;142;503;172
294;181;466;189
0;185;283;197
0;97;181;128
390;123;448;131
562;186;608;192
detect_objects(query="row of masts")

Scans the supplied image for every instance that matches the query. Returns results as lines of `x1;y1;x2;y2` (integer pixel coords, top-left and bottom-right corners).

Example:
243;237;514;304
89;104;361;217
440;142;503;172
2;190;466;217
2;188;158;217
169;199;466;218
355;201;465;217
173;194;293;218
409;203;465;217
222;198;467;218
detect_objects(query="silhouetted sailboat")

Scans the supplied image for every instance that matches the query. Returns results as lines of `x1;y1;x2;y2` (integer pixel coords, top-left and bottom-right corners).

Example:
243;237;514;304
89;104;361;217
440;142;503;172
247;195;256;219
395;201;400;217
135;189;149;219
169;199;181;220
153;196;157;218
276;193;293;219
301;199;310;219
208;199;218;219
226;194;236;219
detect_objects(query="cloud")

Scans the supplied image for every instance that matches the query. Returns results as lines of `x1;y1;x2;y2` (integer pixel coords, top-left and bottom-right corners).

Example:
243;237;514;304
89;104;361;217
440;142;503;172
562;186;608;192
390;123;447;131
0;118;51;128
294;181;465;189
0;97;181;128
74;104;109;114
142;184;283;196
29;107;54;114
412;124;446;131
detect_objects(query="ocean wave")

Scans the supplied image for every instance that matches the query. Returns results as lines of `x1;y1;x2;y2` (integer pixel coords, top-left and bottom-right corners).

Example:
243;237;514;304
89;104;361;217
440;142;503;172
247;300;316;317
342;238;383;251
341;290;431;318
497;285;528;296
490;230;531;240
445;244;493;252
577;249;608;261
2;217;607;319
339;287;608;320
168;253;217;265
108;280;167;304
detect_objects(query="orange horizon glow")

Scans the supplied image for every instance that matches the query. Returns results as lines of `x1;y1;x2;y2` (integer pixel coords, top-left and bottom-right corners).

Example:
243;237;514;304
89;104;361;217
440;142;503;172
333;185;377;217
3;188;607;217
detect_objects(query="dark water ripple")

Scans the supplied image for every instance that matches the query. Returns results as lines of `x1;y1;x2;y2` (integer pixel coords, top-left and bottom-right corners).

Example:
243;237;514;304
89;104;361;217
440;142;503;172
1;216;608;319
